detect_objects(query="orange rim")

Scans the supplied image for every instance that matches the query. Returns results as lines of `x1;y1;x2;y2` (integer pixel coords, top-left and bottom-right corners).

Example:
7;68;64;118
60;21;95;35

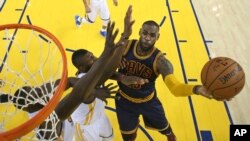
0;24;68;141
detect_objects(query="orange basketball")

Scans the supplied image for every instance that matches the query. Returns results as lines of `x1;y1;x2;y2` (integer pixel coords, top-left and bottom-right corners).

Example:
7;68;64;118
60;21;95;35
201;57;245;99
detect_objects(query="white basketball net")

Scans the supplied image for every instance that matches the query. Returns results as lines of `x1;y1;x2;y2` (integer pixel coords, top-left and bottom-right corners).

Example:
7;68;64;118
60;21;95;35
0;26;64;140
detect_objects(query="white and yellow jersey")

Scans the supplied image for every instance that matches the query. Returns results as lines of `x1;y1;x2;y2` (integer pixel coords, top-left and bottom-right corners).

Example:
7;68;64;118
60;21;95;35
71;98;105;125
72;73;113;141
71;73;105;125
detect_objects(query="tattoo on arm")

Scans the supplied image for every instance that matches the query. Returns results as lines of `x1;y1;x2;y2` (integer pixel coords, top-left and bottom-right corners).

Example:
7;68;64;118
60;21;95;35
157;55;174;79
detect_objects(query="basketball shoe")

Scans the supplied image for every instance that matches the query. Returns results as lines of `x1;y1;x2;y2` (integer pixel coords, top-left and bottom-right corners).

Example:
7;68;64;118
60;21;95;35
75;15;82;27
100;30;107;37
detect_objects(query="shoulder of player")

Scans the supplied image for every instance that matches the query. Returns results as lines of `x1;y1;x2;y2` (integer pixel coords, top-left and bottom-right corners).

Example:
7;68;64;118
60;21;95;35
156;55;173;75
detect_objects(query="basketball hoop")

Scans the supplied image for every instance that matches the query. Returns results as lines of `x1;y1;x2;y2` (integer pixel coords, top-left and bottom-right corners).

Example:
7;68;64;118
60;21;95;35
0;24;67;140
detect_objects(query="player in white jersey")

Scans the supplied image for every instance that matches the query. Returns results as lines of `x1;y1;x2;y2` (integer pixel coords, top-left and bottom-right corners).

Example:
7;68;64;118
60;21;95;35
1;6;139;140
70;48;148;141
0;52;118;141
71;72;114;141
56;8;139;140
0;20;128;140
75;0;118;37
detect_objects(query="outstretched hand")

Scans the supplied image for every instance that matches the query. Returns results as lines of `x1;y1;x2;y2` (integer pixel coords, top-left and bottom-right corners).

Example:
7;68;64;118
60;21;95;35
103;22;120;56
119;57;127;69
196;86;232;101
95;83;118;104
121;76;149;86
122;5;135;38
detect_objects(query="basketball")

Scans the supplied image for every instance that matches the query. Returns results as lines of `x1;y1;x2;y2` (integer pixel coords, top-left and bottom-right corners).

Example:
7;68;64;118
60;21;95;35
201;57;245;99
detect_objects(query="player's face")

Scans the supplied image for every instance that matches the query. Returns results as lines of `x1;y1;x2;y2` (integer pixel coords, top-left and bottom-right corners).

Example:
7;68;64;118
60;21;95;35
82;52;97;69
139;24;159;51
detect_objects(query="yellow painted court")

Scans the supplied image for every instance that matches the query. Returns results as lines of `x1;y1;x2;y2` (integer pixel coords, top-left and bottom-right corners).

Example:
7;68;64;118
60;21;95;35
0;0;232;140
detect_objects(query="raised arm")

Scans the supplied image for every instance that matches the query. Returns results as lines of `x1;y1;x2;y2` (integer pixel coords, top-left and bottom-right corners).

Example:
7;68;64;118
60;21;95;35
39;77;79;94
55;22;123;120
97;5;135;86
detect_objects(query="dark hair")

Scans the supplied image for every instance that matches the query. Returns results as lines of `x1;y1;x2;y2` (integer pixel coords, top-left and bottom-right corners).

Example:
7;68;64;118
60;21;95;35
142;20;160;31
71;49;88;68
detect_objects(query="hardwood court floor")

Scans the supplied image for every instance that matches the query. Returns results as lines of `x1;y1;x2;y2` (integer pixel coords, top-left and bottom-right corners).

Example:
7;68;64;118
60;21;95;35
0;0;249;141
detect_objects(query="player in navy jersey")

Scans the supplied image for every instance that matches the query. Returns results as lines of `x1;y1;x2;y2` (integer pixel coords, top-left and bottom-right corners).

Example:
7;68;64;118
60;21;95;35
114;20;227;141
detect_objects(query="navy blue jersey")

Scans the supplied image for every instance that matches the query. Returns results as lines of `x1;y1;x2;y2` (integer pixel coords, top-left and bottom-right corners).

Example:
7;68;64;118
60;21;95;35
118;40;162;101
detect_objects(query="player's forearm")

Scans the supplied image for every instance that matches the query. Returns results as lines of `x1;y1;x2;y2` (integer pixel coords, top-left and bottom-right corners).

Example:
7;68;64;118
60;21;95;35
109;72;124;81
40;77;78;94
163;74;197;96
56;21;122;120
70;28;121;99
97;42;126;85
55;55;110;120
98;5;133;83
105;36;128;71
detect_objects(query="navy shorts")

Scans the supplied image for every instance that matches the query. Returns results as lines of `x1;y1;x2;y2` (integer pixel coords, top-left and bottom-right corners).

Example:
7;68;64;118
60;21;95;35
115;93;169;134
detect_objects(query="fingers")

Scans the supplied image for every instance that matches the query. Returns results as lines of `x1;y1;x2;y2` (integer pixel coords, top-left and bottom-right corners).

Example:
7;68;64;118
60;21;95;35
134;78;149;85
108;95;120;100
108;85;118;91
121;76;149;85
109;90;118;94
119;58;127;69
105;83;113;88
106;21;120;49
122;58;127;67
107;22;116;41
106;22;111;39
199;92;213;99
122;5;134;39
202;93;232;101
116;39;126;48
111;29;119;44
104;99;108;105
125;5;134;25
204;94;213;99
109;96;117;99
124;5;133;26
107;22;115;40
126;5;133;17
208;94;230;101
129;20;135;27
215;97;232;101
144;79;149;83
138;79;149;85
105;83;118;91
